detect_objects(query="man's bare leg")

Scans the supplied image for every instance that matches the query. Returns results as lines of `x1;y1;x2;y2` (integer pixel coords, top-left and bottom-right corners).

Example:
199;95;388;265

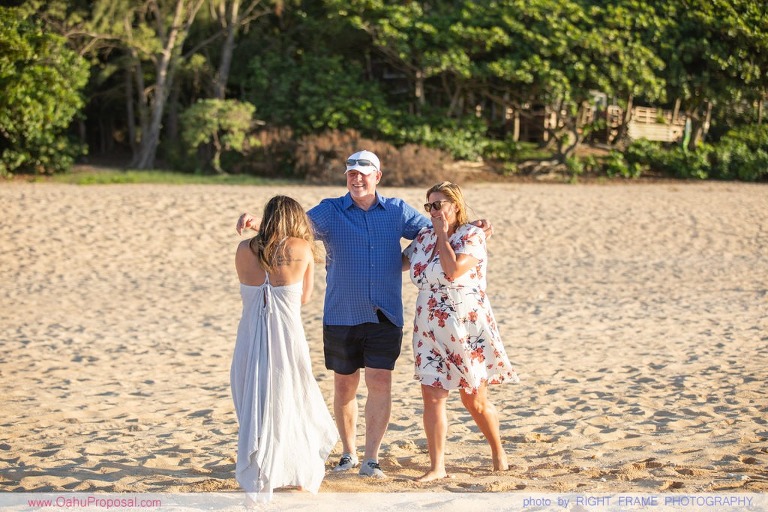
334;371;361;467
361;368;392;471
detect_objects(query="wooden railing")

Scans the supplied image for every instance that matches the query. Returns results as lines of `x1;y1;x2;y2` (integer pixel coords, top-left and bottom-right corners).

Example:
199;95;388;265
605;105;686;143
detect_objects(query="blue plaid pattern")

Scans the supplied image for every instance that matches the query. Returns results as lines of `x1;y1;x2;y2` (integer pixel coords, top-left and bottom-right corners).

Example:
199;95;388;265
308;193;429;327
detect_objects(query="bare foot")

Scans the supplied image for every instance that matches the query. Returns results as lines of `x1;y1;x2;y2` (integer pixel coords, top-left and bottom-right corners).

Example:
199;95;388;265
415;469;448;482
492;453;509;471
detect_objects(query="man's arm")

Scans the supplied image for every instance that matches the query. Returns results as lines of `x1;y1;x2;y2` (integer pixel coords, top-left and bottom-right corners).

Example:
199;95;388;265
236;203;324;237
401;201;430;240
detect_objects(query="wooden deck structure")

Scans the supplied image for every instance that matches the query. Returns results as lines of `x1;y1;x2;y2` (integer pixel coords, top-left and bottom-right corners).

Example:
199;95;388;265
505;103;687;145
606;105;686;143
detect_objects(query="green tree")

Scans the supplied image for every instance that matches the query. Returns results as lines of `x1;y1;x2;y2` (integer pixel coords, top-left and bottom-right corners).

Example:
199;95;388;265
461;0;665;160
655;0;768;149
24;0;275;164
20;0;768;181
204;0;285;99
0;7;89;175
244;52;390;135
123;0;207;169
180;98;255;173
236;2;392;136
581;0;667;142
325;0;476;116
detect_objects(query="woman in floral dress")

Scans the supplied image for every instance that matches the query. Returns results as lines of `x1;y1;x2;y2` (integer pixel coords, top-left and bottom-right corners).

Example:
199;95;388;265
402;181;519;482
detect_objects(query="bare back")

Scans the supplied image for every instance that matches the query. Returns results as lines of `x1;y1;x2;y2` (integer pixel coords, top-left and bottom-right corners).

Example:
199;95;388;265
235;237;315;304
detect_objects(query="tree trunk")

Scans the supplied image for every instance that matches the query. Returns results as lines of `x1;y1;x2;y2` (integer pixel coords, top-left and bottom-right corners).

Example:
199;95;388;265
211;131;224;174
123;16;147;163
124;63;137;154
688;101;713;150
133;92;167;169
133;55;149;143
511;107;520;142
414;68;425;115
214;0;240;99
672;97;681;124
615;94;634;143
133;54;174;169
133;0;205;169
688;115;703;151
623;95;634;126
702;100;713;142
558;123;582;162
211;0;277;99
443;75;462;118
447;84;463;118
564;101;590;159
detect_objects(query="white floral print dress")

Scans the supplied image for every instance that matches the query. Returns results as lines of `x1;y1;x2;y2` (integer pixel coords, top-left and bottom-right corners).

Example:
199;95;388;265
404;224;519;393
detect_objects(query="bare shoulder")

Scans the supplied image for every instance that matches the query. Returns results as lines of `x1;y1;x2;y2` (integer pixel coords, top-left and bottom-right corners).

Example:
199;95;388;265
236;238;255;255
235;238;256;268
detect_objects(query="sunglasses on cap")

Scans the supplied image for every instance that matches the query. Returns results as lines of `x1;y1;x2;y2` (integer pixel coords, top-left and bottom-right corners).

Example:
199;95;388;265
346;158;377;168
424;200;451;212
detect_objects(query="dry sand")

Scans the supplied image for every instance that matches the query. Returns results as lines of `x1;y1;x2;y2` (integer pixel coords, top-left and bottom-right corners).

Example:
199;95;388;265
1;181;766;499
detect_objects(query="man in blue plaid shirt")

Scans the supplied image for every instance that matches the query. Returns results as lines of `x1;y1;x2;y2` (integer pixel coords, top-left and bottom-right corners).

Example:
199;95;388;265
237;150;491;479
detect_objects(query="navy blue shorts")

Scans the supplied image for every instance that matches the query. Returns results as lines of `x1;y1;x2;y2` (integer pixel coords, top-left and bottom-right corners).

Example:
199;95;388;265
323;311;403;374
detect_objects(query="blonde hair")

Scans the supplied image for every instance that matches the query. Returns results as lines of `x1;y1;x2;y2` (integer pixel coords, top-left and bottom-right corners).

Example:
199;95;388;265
249;195;319;272
426;181;468;226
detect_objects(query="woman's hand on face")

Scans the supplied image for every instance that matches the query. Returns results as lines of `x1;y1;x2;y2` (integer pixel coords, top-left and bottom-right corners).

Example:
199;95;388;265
431;212;449;237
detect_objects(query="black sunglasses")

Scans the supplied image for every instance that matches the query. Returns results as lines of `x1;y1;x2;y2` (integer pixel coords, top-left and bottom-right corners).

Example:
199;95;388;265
424;200;451;212
346;158;377;168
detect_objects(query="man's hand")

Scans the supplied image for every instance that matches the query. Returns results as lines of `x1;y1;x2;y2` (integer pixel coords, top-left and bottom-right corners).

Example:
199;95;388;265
471;218;494;240
236;212;259;235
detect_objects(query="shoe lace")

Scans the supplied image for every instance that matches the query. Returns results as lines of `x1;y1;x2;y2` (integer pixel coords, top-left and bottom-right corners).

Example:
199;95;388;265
339;455;353;465
367;461;381;470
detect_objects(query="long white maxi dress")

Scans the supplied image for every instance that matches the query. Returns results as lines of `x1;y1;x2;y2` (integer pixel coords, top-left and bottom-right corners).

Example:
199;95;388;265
230;274;338;502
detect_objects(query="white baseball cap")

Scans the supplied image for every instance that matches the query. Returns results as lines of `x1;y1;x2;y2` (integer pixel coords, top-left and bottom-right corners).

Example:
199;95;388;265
345;150;380;175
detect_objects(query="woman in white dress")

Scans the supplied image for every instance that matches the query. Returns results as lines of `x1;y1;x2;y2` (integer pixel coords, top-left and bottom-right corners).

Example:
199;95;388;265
231;195;338;503
402;182;519;483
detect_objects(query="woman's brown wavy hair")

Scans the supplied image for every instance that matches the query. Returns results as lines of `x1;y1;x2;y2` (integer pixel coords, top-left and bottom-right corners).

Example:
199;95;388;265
248;195;319;272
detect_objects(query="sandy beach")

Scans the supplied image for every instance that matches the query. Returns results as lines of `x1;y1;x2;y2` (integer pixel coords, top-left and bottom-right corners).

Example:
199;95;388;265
1;180;766;501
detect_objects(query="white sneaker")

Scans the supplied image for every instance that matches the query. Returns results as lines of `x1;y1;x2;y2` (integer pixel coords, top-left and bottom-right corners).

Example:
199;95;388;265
333;453;359;472
358;459;386;479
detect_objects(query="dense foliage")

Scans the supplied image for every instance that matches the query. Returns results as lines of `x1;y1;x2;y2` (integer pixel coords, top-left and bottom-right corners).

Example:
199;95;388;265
2;1;767;182
0;7;89;175
180;99;256;173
